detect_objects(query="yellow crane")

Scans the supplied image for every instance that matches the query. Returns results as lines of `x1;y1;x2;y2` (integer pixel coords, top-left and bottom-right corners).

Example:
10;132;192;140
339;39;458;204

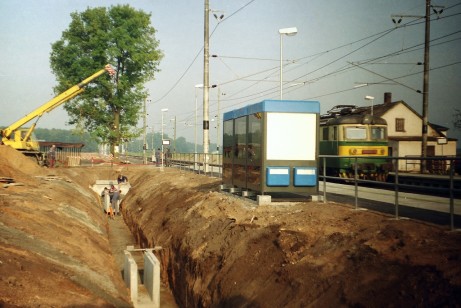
1;64;115;163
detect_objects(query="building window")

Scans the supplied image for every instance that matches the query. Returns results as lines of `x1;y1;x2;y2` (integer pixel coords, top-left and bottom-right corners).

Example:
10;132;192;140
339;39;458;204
396;118;405;132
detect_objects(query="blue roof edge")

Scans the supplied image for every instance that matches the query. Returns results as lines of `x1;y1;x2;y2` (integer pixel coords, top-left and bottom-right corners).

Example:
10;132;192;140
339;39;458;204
223;99;320;120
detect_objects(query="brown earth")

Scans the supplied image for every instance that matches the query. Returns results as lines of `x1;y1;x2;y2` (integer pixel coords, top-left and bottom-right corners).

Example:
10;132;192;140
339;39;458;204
1;144;461;307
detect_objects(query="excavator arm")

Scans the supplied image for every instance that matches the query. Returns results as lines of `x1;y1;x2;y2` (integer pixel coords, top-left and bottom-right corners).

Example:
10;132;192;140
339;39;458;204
2;64;115;139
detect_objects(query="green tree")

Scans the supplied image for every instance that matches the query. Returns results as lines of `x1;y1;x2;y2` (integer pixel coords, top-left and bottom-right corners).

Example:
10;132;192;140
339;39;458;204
35;128;99;152
50;5;162;155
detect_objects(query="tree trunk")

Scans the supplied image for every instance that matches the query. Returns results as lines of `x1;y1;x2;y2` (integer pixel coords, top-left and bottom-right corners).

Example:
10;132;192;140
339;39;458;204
111;110;121;160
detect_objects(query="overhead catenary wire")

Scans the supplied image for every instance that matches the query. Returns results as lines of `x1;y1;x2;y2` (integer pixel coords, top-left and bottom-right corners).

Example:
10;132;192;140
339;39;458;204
298;60;461;101
151;0;257;104
156;2;461;130
213;8;461;108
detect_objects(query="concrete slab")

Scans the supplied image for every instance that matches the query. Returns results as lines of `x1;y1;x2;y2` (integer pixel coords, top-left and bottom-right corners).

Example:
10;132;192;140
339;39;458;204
242;190;256;197
144;251;161;308
229;187;242;193
257;195;271;205
91;181;131;196
124;250;138;303
311;195;324;202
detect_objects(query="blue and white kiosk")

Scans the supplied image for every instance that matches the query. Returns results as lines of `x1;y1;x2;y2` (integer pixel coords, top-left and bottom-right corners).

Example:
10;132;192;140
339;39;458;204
222;100;320;201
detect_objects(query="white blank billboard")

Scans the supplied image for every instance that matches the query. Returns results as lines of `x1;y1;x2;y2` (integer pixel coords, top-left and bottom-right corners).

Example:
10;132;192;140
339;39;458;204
266;113;316;161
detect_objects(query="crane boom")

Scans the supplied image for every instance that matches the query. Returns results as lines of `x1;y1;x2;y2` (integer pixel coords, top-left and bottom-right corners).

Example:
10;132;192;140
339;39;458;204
3;65;114;138
1;64;115;161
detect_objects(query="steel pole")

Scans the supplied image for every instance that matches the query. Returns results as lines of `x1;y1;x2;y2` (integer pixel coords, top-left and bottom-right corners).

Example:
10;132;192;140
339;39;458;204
421;0;431;173
203;0;210;172
143;98;147;164
280;33;283;100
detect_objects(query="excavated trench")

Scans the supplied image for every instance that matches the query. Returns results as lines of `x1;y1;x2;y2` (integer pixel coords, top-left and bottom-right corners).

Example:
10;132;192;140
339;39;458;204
120;171;256;307
2;147;459;307
120;167;461;307
0;146;461;307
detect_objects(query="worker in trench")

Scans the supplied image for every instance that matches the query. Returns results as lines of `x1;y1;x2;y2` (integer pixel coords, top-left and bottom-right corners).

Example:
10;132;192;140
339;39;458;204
111;188;122;217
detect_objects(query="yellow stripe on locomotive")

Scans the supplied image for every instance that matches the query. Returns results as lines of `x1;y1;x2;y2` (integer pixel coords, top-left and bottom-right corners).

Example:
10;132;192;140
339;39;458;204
338;145;388;156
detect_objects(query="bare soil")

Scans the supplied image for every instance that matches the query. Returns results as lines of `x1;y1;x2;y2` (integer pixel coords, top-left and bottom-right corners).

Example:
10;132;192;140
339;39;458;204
1;144;460;307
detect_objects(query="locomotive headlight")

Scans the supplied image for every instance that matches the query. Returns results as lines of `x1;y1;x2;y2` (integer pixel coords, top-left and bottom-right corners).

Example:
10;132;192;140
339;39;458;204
349;148;357;155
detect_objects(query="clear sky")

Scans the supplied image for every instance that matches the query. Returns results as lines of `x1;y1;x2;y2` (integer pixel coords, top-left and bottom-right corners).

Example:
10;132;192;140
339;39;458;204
1;0;460;147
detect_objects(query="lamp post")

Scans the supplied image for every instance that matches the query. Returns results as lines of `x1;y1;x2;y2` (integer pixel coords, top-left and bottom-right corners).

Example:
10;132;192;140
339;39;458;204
279;27;298;100
143;99;150;164
161;108;168;170
216;86;223;153
195;84;203;170
365;95;375;116
150;125;155;163
170;117;177;152
203;0;211;173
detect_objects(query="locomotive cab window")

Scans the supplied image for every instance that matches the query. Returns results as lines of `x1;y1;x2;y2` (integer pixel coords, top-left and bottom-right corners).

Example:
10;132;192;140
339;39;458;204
371;126;387;141
344;126;366;140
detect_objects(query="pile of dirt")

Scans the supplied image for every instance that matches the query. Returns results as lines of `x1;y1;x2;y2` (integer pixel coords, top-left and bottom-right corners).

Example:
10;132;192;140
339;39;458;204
1;144;460;307
0;146;42;182
122;168;461;307
0;145;131;307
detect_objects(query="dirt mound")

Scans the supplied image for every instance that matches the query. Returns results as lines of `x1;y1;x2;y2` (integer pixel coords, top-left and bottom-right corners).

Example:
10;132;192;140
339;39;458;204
0;145;43;181
122;168;461;307
0;149;131;307
1;148;460;307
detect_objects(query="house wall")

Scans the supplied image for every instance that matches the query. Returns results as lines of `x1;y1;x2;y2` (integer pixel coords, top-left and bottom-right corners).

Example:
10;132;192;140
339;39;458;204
381;103;438;137
382;102;456;173
394;141;421;172
434;140;456;156
391;140;456;172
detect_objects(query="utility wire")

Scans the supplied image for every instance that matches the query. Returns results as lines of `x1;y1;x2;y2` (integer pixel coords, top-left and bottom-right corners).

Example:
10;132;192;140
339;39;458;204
300;61;461;101
215;5;461;103
215;11;461;106
152;0;257;104
176;3;461;123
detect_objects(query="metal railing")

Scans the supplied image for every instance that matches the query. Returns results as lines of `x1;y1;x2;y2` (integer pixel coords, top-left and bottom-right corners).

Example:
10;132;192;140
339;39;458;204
170;153;222;177
319;155;460;231
169;153;460;230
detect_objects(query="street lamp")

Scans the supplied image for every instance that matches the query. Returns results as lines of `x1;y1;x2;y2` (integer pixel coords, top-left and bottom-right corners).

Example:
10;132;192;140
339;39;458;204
161;108;168;170
170;117;176;152
365;95;375;116
279;27;298;100
148;125;155;163
143;99;150;164
195;84;203;170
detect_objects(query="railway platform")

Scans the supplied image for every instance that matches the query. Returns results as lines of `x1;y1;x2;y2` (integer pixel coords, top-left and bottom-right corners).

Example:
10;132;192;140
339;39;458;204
320;182;461;229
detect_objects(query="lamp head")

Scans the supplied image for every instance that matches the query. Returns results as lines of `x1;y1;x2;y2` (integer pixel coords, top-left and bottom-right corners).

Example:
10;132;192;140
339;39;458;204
279;27;298;36
365;95;375;100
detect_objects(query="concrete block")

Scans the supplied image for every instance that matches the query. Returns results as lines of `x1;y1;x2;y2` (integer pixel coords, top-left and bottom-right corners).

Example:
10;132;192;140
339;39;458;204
311;195;324;202
229;187;242;193
144;251;161;308
257;195;271;205
242;190;255;197
123;250;138;303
